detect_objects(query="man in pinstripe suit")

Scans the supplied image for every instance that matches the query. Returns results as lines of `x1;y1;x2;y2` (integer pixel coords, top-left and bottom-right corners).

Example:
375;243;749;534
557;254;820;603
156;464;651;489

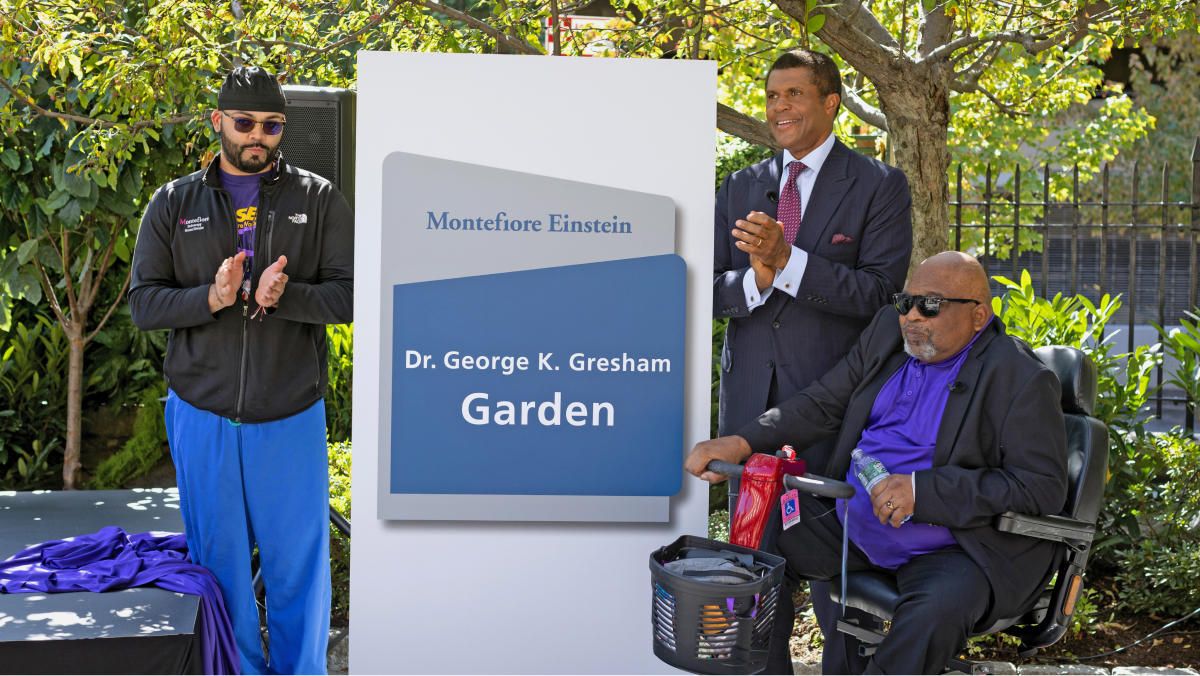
714;49;912;674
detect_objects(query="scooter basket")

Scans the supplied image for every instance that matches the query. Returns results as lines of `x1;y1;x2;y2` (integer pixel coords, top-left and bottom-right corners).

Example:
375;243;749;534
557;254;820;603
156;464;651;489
649;535;787;675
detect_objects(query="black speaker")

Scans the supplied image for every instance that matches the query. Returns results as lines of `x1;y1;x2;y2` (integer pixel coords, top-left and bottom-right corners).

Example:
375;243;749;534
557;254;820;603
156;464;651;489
279;85;356;208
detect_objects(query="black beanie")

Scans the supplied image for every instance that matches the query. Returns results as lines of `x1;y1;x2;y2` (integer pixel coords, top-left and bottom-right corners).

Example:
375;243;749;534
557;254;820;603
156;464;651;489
217;66;287;114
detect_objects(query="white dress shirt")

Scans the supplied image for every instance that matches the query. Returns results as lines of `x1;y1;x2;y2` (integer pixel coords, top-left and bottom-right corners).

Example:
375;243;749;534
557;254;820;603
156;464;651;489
742;133;838;310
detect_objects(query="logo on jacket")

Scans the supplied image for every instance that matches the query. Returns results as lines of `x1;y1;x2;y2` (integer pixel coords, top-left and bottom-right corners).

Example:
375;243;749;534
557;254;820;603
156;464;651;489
288;213;308;224
180;216;209;232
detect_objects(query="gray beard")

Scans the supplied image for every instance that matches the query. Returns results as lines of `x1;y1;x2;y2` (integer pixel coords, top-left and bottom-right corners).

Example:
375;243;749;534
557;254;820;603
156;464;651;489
903;338;937;361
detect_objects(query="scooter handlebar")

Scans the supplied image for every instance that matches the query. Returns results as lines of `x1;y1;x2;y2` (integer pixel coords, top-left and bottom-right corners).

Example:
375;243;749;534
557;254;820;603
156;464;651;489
783;473;855;500
703;460;856;500
704;460;745;478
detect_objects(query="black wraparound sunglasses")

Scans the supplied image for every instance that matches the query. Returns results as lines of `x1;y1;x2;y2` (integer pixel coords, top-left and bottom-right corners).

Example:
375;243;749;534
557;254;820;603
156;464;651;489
894;293;980;318
222;111;286;136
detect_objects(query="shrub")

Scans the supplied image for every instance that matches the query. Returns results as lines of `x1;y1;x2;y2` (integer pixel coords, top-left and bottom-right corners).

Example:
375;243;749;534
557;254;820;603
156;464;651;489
1155;311;1200;422
0;315;68;489
715;132;773;195
1114;432;1200;616
328;439;351;625
90;382;168;489
992;270;1162;562
709;509;729;543
326;324;352;444
84;312;168;409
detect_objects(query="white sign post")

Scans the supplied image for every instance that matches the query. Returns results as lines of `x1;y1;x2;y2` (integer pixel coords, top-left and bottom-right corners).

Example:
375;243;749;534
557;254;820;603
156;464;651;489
352;52;716;673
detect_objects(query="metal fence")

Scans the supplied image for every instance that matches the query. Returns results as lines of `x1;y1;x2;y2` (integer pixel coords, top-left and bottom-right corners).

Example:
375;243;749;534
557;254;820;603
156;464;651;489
948;141;1200;427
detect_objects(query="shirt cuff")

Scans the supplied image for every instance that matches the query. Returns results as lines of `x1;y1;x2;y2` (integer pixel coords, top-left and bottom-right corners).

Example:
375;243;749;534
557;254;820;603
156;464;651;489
743;268;773;312
911;472;917;509
772;246;808;298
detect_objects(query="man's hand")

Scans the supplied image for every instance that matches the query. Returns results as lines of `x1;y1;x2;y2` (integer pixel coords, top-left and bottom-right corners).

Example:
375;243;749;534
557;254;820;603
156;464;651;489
749;255;775;293
685;436;753;484
255;255;288;308
734;212;791;270
870;474;914;528
209;252;246;314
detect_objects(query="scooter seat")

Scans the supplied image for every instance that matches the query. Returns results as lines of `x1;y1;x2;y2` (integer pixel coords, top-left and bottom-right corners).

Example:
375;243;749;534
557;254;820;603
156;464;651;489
828;572;900;620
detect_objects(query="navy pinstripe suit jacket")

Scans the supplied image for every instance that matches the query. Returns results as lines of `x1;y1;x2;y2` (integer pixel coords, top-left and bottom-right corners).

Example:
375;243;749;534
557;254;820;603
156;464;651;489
714;139;913;456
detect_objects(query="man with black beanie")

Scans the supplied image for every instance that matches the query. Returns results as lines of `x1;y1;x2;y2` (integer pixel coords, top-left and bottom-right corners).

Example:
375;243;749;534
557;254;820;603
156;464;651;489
129;66;353;675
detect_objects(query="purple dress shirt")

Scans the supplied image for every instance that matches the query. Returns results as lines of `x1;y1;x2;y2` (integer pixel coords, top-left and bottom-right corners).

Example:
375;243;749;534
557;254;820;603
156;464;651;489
838;318;992;569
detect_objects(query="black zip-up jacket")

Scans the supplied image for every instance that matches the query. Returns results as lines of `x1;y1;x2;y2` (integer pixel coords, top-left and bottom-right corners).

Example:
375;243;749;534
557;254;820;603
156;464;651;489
129;153;354;423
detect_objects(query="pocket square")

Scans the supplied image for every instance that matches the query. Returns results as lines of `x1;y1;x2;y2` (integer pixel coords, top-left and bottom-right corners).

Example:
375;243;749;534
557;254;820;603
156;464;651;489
831;234;854;244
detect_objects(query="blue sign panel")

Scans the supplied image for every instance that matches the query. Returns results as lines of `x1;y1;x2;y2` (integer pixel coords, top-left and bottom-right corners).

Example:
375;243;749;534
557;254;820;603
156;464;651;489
391;255;686;497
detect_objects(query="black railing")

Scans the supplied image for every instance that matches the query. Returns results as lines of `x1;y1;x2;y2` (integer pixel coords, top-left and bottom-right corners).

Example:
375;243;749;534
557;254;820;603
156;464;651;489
949;139;1200;428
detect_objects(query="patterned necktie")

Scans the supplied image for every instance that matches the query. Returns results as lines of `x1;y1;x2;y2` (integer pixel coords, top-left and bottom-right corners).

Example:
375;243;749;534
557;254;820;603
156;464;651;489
778;160;807;246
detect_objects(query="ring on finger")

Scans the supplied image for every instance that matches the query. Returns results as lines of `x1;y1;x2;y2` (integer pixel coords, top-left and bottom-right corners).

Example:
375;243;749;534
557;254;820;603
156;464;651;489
886;501;894;509
757;237;763;246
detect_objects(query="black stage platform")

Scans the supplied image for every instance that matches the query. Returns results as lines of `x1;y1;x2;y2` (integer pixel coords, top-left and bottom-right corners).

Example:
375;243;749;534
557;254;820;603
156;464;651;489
0;489;202;674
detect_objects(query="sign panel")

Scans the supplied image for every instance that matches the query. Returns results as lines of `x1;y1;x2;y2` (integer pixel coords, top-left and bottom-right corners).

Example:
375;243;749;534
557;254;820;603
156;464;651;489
352;51;714;674
392;257;686;495
378;152;685;520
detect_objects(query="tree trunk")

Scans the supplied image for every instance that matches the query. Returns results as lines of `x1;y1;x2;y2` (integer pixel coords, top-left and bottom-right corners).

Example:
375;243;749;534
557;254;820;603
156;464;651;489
876;75;953;275
63;335;85;490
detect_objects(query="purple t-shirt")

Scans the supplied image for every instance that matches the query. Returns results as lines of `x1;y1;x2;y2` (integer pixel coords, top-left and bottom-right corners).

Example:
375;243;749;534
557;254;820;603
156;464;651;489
219;168;261;301
838;318;993;569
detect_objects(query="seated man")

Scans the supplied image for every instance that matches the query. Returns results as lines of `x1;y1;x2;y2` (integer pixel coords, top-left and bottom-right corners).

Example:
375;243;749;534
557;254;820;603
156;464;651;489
686;251;1068;675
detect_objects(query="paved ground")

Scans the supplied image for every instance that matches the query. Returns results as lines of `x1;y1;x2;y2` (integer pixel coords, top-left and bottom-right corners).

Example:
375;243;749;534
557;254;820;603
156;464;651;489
791;660;1200;675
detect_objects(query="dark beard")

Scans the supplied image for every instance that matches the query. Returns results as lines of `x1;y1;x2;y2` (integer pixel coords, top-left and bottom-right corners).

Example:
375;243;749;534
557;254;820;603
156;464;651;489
219;129;280;174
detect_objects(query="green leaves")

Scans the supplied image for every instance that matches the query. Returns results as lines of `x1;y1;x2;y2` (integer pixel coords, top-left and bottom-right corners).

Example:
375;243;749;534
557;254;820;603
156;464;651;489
0;316;68;490
15;240;37;265
36;245;61;273
60;163;92;199
36;189;70;215
0;149;18;171
118;166;142;198
993;267;1169;569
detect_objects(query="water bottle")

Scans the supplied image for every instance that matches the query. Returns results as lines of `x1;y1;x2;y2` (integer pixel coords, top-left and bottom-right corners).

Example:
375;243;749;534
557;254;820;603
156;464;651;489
851;448;912;524
851;448;890;494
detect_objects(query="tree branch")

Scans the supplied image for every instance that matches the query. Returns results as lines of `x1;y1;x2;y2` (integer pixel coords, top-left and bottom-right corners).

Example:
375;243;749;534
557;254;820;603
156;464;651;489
61;230;78;323
716;103;780;152
85;269;131;346
32;258;70;331
84;221;120;311
949;79;1029;116
917;0;956;58
841;88;889;131
921;27;1066;63
957;39;1005;84
774;0;901;84
178;18;233;70
252;0;407;54
0;79;196;132
550;0;562;55
921;2;1115;65
252;0;545;56
418;0;543;54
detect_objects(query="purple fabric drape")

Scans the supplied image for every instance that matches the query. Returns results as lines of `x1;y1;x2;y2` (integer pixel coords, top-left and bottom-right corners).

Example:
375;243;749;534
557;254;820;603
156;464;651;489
0;526;240;675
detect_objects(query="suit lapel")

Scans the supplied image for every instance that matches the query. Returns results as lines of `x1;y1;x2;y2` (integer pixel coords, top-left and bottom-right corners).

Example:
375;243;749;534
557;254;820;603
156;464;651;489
827;349;909;478
932;322;1002;468
751;153;783;221
798;140;855;252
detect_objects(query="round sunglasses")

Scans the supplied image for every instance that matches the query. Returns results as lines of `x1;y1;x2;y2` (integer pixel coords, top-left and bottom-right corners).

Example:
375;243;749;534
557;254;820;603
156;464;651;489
222;111;286;136
894;293;980;318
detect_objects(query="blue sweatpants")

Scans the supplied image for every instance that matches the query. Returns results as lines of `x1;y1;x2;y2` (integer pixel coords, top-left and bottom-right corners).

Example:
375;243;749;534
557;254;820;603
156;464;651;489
165;391;331;675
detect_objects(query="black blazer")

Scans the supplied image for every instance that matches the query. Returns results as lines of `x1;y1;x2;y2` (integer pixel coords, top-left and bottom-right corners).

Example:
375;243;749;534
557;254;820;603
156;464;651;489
713;139;912;441
736;306;1069;624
